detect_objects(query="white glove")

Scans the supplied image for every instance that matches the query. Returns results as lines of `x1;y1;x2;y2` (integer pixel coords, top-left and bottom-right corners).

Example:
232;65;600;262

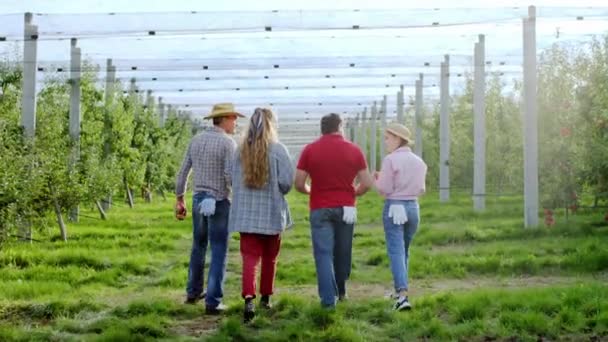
388;204;408;225
198;198;216;217
342;206;357;224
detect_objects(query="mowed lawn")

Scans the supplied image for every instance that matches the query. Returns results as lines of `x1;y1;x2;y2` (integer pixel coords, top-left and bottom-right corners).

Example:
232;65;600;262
0;191;607;341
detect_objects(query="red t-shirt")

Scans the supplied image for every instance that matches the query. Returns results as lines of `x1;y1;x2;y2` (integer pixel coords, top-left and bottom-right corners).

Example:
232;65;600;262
297;134;367;210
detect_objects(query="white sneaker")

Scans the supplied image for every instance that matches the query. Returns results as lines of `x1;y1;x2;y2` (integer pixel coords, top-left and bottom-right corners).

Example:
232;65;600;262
393;296;412;311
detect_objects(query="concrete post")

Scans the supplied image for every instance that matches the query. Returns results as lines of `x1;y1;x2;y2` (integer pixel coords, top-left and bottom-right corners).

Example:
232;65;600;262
380;95;387;159
18;12;38;241
439;55;451;203
167;104;173;118
474;35;486;212
21;12;38;138
68;38;82;223
146;90;154;113
102;59;115;212
158;97;165;127
414;73;424;157
370;102;378;172
129;78;138;119
361;107;368;160
397;85;405;124
346;117;354;142
354;112;361;148
103;59;115;158
523;6;539;227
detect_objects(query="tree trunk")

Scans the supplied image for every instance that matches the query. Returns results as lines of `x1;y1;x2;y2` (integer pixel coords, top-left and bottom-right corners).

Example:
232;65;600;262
17;216;32;244
158;188;167;201
50;185;68;242
124;177;134;208
95;201;107;220
144;182;152;203
594;196;599;208
101;194;112;212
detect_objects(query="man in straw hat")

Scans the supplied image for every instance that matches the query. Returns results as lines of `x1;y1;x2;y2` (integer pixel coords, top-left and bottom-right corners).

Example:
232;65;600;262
175;103;244;314
295;113;374;309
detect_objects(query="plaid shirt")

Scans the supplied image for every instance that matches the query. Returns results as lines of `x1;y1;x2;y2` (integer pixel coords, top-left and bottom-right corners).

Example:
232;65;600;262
228;142;295;235
175;127;237;200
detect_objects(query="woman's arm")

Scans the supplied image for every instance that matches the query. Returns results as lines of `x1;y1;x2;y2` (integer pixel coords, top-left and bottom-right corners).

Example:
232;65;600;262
276;143;295;195
375;157;395;196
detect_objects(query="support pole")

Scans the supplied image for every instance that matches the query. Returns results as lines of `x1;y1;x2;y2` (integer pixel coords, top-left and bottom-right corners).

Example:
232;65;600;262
21;12;38;138
167;104;173;119
68;38;81;224
158;97;165;127
347;116;354;142
439;55;451;203
397;85;405;124
354;112;361;148
146;90;154;113
414;74;424;157
19;12;38;242
380;95;387;159
370;102;378;172
103;59;115;158
361;107;368;160
102;59;115;212
523;6;539;227
474;35;486;212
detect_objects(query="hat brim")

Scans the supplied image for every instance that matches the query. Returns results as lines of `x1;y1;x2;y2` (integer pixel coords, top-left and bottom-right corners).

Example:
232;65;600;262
386;128;413;145
203;111;245;120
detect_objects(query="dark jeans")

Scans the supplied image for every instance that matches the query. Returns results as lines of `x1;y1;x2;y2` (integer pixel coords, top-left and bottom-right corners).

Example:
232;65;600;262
186;192;230;307
310;207;354;307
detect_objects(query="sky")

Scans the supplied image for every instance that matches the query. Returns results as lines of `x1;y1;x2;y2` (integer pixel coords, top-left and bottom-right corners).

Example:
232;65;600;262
1;0;607;124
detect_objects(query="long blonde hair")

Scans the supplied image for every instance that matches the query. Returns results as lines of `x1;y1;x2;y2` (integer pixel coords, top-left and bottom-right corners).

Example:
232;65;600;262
240;108;278;189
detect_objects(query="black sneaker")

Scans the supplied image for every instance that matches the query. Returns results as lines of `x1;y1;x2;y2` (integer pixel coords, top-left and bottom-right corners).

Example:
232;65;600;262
260;295;272;309
393;296;412;311
338;294;348;302
244;298;256;323
205;303;227;315
184;292;206;305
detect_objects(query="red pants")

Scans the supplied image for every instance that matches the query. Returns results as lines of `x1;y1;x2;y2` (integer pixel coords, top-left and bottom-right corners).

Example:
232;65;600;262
240;232;281;298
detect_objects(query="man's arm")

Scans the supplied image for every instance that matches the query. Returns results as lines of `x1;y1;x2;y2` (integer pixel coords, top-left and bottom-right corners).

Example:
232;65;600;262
355;168;374;197
175;142;193;201
224;139;237;187
295;169;311;195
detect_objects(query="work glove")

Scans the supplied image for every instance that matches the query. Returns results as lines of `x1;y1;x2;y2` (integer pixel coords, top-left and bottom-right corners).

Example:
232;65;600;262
342;206;357;225
388;204;408;225
198;198;216;217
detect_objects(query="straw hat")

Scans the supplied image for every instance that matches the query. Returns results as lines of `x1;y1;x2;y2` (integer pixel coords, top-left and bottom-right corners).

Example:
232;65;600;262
203;103;245;120
386;122;413;144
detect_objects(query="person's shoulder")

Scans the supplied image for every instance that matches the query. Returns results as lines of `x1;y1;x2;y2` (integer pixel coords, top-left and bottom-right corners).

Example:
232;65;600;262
218;134;237;146
343;139;364;155
408;153;427;168
271;141;290;153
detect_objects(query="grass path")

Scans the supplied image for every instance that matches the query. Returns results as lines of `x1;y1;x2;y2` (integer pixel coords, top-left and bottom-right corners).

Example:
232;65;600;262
1;192;607;341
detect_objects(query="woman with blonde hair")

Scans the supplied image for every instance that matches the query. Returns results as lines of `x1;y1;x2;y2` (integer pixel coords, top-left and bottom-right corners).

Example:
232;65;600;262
374;123;427;311
228;108;295;322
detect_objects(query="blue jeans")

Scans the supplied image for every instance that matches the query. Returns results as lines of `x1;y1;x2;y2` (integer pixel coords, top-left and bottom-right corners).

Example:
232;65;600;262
310;207;354;308
382;200;420;293
187;192;230;307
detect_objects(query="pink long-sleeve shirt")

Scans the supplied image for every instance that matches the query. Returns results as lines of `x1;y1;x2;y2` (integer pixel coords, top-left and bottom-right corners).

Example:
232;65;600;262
375;147;428;200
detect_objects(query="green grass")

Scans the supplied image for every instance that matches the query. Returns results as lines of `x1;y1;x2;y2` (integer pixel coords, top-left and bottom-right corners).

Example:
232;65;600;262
0;191;606;341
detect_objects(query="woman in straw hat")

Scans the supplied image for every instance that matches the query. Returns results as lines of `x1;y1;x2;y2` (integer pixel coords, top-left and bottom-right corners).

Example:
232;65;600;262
374;123;427;311
228;108;295;323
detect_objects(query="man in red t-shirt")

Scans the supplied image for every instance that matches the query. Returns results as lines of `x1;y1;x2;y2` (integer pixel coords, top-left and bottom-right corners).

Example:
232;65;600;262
295;113;374;308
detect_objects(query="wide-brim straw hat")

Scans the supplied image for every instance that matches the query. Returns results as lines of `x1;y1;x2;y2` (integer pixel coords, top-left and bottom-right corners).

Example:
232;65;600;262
386;122;413;144
203;103;245;120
